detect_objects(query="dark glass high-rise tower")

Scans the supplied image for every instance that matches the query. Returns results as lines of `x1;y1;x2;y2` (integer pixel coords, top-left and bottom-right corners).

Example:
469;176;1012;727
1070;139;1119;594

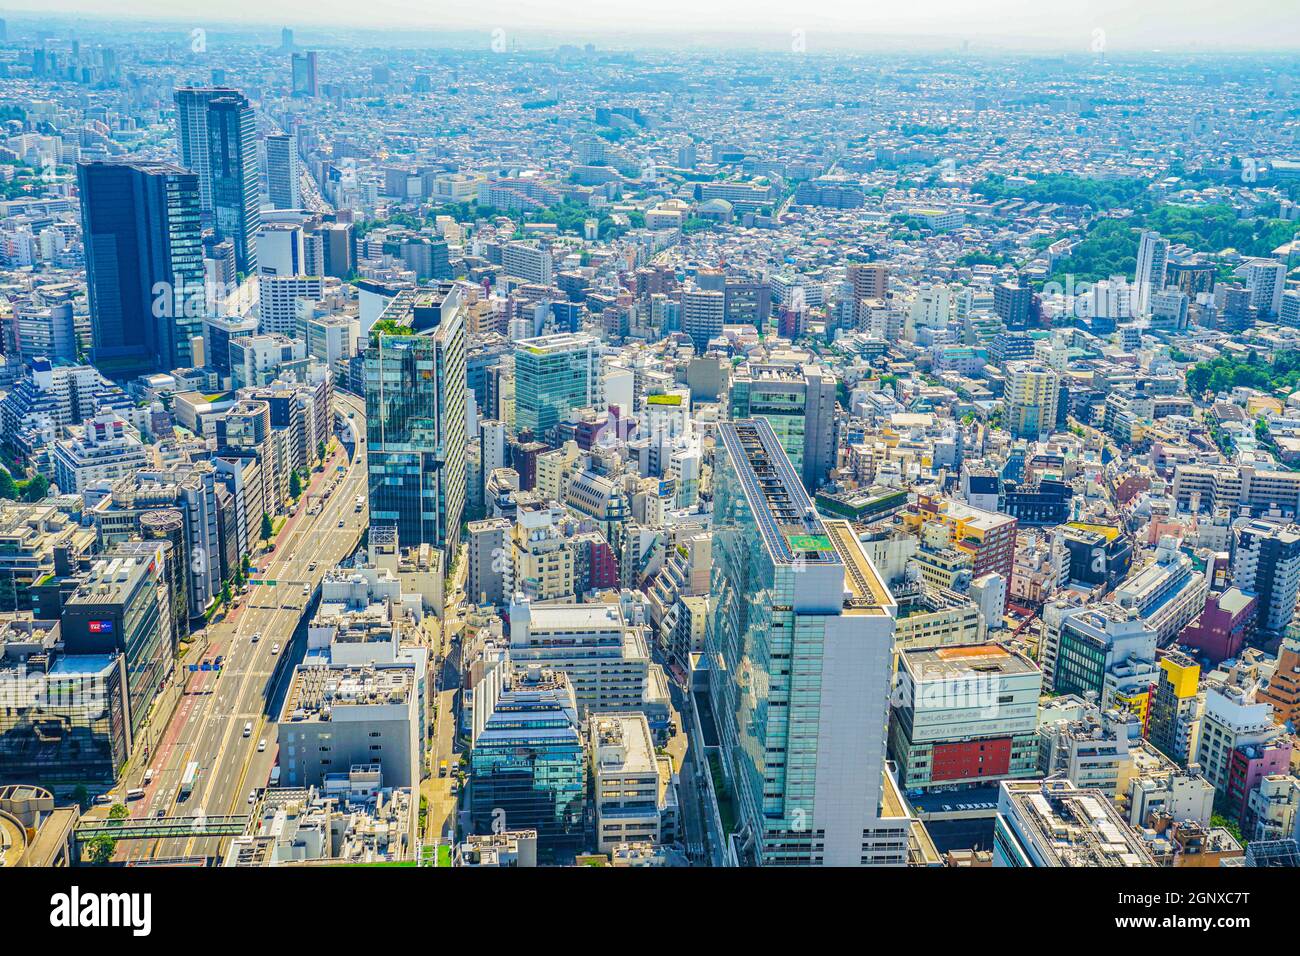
78;159;204;375
206;93;261;275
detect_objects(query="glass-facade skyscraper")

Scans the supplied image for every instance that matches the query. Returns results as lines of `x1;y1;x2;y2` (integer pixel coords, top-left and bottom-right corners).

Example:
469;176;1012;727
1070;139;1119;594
513;332;600;440
173;86;232;218
365;283;467;555
729;362;838;492
206;92;261;275
469;663;586;858
78;159;204;375
707;418;904;866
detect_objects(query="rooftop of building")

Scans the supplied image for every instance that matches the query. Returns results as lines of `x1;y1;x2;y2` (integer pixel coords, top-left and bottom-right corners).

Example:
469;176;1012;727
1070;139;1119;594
66;552;156;606
282;663;414;720
592;712;657;775
823;519;895;615
903;642;1038;679
518;601;625;631
514;331;598;353
720;417;839;567
1002;779;1154;866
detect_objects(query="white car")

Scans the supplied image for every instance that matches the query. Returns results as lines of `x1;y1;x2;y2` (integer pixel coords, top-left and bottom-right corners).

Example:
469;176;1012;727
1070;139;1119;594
257;739;267;753
251;632;260;644
271;643;280;655
248;790;257;804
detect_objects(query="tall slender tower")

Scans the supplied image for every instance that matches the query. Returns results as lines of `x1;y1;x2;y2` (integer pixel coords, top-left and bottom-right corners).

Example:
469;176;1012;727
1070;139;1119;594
291;51;318;97
173;87;231;218
205;92;261;275
1134;230;1169;316
264;132;301;210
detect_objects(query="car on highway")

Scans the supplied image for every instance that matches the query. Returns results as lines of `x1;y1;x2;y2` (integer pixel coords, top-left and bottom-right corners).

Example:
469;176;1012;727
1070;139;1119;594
144;768;155;784
248;790;257;805
257;739;267;753
243;722;252;737
251;632;260;643
126;787;146;800
338;519;345;527
271;643;280;655
93;793;113;805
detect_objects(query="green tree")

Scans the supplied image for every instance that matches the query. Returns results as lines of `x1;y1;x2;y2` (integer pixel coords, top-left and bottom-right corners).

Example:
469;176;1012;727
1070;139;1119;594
0;468;17;501
289;471;302;499
261;512;274;541
317;440;327;465
86;834;117;864
220;582;232;606
20;473;48;502
108;803;129;820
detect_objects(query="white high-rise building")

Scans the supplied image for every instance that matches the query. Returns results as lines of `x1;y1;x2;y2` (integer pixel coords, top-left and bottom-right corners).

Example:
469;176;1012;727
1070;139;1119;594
265;133;301;210
255;222;309;277
1133;231;1168;316
1244;258;1286;317
908;282;955;335
257;275;324;336
682;287;725;354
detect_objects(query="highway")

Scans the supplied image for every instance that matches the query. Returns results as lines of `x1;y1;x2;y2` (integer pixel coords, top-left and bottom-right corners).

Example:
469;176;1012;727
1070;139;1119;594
119;391;369;862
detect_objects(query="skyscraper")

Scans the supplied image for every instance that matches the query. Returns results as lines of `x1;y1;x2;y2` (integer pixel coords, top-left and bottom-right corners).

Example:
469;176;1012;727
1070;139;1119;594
682;287;725;354
847;261;889;301
264;132;301;210
1244;258;1286;317
292;51;318;97
1133;230;1169;316
469;662;586;856
206;92;261;275
173;87;230;218
706;418;904;866
78;160;204;375
364;283;467;555
729;362;837;492
513;332;601;440
994;280;1033;330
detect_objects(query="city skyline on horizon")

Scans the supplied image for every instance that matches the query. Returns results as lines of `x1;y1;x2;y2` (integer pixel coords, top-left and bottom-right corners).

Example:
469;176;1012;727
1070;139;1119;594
1;0;1299;53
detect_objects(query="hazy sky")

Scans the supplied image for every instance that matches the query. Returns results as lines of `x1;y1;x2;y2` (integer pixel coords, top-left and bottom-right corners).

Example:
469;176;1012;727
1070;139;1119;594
4;0;1300;51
